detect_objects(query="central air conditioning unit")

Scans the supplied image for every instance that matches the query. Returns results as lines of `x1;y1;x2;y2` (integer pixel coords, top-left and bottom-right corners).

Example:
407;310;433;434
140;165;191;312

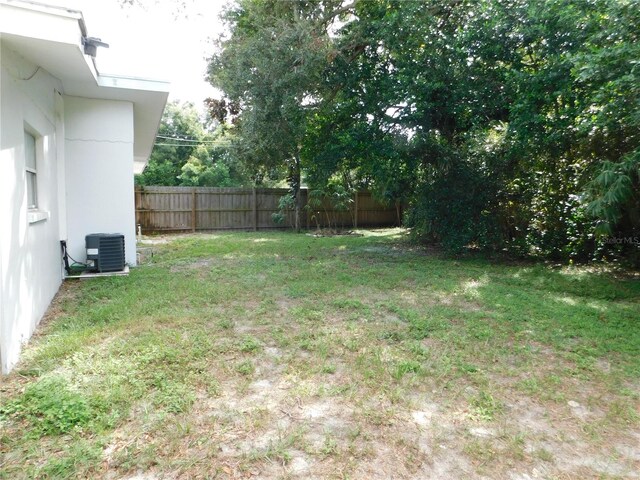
85;233;125;272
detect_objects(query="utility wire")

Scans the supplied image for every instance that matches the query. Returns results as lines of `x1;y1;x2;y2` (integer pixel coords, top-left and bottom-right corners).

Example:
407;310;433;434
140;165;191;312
154;142;232;147
153;141;229;145
156;135;225;143
156;134;201;141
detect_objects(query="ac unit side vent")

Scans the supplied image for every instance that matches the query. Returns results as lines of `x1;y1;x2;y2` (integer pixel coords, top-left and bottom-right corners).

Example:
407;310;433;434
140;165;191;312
86;233;125;273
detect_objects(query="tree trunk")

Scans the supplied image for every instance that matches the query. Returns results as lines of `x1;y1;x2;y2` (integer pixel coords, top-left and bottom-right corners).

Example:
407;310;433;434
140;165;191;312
294;189;301;233
396;200;402;227
291;152;302;233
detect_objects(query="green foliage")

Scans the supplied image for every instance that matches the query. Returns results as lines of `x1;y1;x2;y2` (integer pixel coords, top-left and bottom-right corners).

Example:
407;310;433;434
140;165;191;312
471;391;503;421
407;162;501;252
393;360;421;380
586;153;640;236
178;147;249;187
2;377;94;435
272;193;296;226
135;101;205;186
236;360;255;376
342;0;640;260
153;379;195;414
208;0;342;229
209;0;639;263
37;441;102;479
306;179;354;230
136;101;250;187
239;336;262;353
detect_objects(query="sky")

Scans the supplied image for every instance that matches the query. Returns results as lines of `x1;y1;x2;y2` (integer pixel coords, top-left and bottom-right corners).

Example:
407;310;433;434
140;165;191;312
45;0;228;112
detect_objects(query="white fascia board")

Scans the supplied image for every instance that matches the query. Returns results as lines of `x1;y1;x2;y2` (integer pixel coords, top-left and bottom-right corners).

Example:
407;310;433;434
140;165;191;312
97;74;170;93
1;0;84;22
0;1;84;46
134;158;147;175
0;1;97;85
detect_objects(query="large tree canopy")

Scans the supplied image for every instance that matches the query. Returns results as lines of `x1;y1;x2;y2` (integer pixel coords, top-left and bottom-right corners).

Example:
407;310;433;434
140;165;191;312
208;0;640;263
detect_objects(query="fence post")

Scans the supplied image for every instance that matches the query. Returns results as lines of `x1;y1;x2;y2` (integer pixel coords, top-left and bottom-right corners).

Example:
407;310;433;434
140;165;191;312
354;191;359;229
252;187;258;231
134;188;140;230
191;188;196;233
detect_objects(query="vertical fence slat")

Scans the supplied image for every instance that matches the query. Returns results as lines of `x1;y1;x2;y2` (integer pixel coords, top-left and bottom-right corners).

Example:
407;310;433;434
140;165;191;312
252;187;258;231
191;188;196;232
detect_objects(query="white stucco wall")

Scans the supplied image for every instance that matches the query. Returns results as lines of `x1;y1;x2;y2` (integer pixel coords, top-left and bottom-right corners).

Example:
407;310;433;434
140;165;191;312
1;4;160;372
64;96;137;266
1;47;139;373
0;44;64;373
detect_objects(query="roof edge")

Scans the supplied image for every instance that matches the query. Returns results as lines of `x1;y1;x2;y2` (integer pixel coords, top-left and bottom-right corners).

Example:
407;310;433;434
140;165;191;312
97;74;171;93
0;0;87;35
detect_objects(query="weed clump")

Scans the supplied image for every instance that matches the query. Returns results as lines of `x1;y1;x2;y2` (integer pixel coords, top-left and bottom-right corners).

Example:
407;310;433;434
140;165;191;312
1;376;94;435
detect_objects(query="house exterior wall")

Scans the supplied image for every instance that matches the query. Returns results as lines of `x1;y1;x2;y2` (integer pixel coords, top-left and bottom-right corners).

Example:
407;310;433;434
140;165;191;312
0;0;165;374
63;96;137;266
1;47;139;374
0;45;65;373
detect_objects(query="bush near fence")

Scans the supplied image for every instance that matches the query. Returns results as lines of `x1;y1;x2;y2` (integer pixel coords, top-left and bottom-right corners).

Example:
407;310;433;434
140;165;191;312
135;186;399;233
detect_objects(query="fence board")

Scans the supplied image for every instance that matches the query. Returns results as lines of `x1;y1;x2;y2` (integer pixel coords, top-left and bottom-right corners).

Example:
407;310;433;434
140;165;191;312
135;186;398;233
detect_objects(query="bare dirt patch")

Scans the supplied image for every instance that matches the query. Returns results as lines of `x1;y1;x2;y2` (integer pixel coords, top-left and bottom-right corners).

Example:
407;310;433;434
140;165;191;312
169;258;212;273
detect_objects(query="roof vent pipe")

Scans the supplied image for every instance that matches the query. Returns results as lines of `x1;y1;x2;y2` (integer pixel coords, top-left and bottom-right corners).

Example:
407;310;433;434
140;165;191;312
83;37;109;57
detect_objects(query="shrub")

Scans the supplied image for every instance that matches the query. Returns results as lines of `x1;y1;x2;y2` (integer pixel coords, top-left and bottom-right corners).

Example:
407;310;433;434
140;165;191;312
406;162;502;253
271;193;296;227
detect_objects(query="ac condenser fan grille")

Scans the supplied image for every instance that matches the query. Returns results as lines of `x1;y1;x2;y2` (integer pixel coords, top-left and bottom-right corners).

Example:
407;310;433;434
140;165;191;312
86;234;125;272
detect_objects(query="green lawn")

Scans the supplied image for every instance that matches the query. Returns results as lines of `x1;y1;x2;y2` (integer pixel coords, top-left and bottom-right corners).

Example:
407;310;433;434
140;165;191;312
1;229;639;479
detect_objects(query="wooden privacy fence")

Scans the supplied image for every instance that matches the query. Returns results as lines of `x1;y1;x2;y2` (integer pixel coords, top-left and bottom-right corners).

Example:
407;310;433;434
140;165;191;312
135;186;399;233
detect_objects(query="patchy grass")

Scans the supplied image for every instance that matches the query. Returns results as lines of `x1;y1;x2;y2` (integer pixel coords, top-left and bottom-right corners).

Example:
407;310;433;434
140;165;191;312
1;229;639;479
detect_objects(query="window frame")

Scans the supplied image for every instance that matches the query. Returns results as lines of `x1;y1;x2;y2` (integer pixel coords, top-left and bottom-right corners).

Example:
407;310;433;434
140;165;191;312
24;129;38;210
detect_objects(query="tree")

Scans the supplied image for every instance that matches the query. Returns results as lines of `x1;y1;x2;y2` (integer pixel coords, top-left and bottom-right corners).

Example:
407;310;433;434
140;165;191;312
208;0;639;263
178;143;252;187
316;0;639;261
207;0;353;231
135;101;207;186
580;1;640;250
136;101;250;187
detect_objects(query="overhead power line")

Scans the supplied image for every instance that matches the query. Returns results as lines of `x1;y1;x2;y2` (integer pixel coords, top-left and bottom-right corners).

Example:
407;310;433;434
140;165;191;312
156;134;200;141
153;134;233;148
155;135;227;144
153;142;232;147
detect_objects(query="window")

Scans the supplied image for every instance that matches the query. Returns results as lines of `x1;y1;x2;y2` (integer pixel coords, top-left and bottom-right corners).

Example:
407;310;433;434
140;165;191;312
24;131;37;209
